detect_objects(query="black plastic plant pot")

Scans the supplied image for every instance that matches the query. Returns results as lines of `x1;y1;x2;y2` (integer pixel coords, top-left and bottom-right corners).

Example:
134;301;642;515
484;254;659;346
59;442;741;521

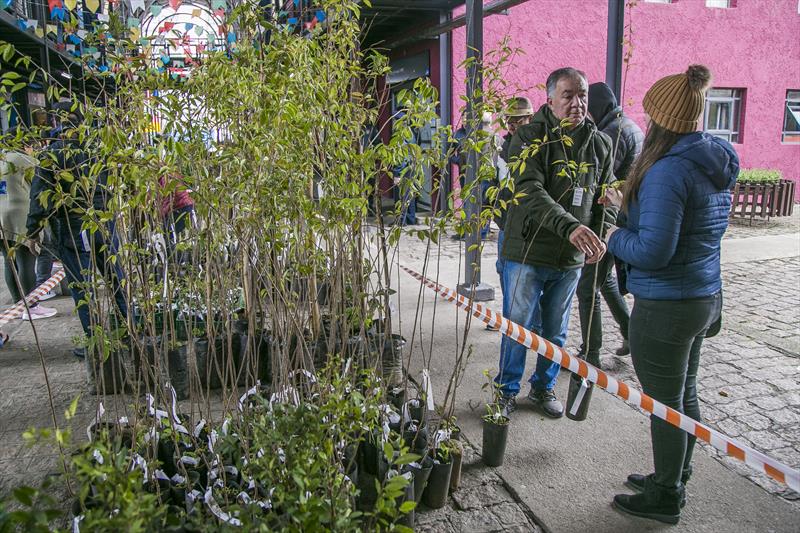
402;421;428;455
158;440;179;477
249;330;272;386
405;454;433;505
565;373;594;421
195;337;226;390
405;399;425;424
387;387;406;411
166;346;189;400
397;474;415;527
482;416;510;467
359;432;388;478
356;471;378;512
421;459;453;509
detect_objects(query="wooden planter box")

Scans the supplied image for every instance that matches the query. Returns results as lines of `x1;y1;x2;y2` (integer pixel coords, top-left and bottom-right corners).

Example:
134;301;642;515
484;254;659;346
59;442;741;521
730;179;796;224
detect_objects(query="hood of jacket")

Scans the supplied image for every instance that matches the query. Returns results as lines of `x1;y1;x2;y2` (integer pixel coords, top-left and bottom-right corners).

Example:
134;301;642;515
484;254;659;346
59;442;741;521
588;82;618;127
665;132;739;190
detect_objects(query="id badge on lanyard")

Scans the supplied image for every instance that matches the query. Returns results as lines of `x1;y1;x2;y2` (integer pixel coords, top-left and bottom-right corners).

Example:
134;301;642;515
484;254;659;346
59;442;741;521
572;187;584;207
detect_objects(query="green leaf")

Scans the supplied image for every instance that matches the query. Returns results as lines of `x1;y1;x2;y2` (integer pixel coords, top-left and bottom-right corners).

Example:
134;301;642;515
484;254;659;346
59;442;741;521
64;394;81;420
399;500;416;513
13;486;36;507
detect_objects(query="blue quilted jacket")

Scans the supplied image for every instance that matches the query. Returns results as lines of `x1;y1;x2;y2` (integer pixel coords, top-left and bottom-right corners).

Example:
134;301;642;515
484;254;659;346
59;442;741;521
608;132;739;300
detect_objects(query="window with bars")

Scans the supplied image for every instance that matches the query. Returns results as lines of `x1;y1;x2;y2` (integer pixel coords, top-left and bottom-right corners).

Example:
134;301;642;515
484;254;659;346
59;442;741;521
783;90;800;144
703;88;744;143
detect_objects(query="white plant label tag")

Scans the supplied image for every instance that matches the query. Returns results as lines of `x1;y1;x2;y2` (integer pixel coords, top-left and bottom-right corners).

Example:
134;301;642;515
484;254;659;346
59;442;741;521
422;369;434;411
572;187;584;207
569;378;590;417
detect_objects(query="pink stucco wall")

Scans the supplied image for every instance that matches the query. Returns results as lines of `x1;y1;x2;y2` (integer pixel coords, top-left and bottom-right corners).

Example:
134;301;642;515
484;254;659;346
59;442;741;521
452;0;800;196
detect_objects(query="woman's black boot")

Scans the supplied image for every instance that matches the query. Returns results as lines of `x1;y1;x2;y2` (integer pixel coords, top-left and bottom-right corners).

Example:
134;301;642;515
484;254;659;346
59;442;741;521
613;476;684;525
624;468;690;508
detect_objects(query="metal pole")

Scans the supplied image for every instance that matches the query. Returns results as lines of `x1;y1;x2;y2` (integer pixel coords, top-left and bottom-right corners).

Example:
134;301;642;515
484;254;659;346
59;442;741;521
438;9;451;215
605;0;624;100
457;0;494;301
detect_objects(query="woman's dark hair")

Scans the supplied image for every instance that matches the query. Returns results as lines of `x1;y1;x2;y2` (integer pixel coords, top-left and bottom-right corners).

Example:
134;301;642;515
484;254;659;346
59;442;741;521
622;121;684;212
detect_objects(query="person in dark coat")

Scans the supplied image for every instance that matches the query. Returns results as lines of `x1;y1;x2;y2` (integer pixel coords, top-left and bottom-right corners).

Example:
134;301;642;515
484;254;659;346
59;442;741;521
496;68;616;418
26;101;128;358
574;82;644;366
602;65;738;524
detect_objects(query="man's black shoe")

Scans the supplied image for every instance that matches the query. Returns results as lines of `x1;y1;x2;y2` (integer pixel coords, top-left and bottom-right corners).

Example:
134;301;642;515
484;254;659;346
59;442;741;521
527;388;564;418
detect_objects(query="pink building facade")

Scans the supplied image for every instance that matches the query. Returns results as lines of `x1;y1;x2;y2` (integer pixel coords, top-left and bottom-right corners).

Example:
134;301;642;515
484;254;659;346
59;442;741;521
451;0;800;196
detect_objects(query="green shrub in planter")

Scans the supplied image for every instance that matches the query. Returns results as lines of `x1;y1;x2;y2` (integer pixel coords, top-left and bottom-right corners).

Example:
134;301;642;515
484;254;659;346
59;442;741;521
738;169;783;184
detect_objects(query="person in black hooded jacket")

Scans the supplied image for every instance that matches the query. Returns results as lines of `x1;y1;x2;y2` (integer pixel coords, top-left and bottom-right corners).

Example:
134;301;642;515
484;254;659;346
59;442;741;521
574;82;644;367
26;101;127;358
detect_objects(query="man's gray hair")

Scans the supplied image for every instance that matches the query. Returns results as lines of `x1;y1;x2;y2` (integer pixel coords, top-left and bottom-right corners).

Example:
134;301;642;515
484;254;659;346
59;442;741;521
546;67;588;98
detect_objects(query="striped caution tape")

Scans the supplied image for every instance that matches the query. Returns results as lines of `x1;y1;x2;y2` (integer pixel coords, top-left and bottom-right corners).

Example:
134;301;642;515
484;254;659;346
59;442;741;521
400;264;800;492
0;269;66;328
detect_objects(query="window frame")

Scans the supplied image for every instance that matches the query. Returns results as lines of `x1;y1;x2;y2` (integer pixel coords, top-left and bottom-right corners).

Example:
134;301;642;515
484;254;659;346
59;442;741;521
782;90;800;144
703;88;744;144
706;0;734;7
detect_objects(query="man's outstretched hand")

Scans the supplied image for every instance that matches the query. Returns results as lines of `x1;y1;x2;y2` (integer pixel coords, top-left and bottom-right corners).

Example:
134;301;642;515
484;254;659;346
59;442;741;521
569;225;606;264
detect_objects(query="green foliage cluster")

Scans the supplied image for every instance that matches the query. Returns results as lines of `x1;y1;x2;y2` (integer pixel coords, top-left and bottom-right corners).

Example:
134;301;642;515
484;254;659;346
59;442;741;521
2;363;415;532
738;168;783;184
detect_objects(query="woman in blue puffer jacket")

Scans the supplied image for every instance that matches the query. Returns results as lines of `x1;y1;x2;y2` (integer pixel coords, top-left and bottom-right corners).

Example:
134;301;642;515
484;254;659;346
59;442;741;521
601;65;739;525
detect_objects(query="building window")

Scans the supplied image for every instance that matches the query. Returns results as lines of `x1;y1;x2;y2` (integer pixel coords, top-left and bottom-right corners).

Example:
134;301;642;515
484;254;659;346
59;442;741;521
783;90;800;144
703;88;743;143
706;0;735;7
644;0;673;3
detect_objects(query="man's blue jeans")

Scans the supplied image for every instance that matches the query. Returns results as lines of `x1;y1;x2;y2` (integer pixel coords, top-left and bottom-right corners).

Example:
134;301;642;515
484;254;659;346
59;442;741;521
495;260;581;396
495;230;505;297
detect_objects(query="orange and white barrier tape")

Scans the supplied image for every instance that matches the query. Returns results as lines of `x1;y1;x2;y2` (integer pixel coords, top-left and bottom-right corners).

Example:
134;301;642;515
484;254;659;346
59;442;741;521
400;264;800;492
0;269;66;328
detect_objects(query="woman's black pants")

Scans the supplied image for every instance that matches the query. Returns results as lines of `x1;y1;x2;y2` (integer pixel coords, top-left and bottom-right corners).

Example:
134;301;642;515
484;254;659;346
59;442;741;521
629;292;722;489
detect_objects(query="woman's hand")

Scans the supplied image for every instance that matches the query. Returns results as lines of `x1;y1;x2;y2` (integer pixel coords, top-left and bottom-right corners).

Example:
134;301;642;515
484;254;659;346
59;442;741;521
599;187;623;208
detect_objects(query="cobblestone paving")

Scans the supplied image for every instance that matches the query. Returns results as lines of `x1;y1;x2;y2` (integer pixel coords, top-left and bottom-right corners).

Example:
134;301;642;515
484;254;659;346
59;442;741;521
416;444;542;533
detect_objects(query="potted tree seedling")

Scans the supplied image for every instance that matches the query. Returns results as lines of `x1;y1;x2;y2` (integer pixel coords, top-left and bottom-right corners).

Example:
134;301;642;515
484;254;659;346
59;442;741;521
481;370;510;467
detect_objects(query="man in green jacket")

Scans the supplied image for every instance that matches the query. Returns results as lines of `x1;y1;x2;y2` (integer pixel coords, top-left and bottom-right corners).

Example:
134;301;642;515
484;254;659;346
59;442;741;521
495;67;616;417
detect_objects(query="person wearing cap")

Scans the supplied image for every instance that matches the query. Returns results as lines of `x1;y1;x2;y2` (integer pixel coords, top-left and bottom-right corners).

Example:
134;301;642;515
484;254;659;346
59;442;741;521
574;82;643;363
485;96;534;332
495;68;616;418
601;65;737;524
26;101;128;359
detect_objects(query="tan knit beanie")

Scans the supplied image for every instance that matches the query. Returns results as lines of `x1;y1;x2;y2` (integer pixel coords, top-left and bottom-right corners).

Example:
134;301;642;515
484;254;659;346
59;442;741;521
643;65;712;133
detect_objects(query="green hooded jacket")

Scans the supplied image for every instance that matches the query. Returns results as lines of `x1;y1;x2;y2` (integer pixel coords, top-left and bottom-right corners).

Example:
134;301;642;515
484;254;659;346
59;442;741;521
501;104;617;270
